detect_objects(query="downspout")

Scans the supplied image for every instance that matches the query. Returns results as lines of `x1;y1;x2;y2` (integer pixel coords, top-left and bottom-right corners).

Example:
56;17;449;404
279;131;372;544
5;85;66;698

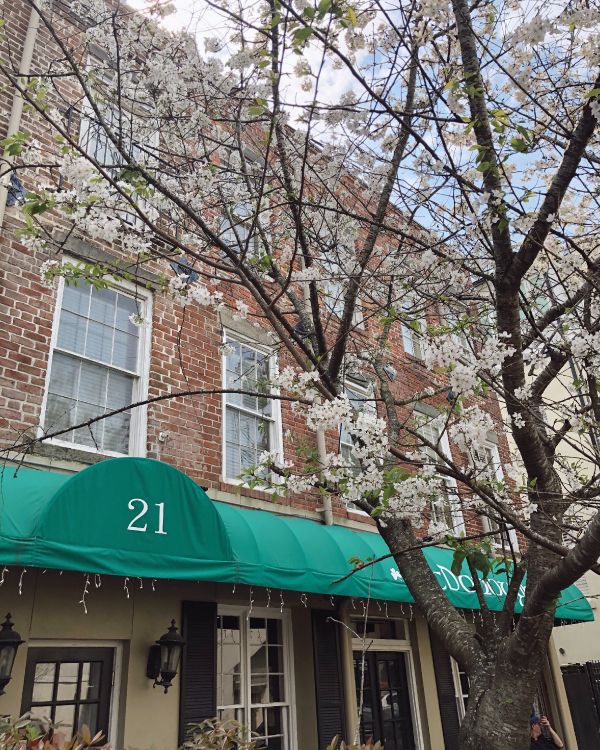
299;263;333;525
0;0;42;230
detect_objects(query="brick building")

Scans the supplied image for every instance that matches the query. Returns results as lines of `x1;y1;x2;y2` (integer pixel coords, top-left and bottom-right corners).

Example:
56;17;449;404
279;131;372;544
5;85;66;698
0;1;590;749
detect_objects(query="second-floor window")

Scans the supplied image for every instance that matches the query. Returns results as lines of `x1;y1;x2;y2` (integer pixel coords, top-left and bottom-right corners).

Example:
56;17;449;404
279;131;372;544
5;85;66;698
418;421;461;532
79;64;158;225
401;309;424;359
220;202;257;255
471;442;509;547
42;279;150;455
223;336;281;482
340;383;373;514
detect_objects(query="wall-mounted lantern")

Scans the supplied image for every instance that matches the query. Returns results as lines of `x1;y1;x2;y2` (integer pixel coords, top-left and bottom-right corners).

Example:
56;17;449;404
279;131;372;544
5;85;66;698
146;619;185;693
0;613;25;695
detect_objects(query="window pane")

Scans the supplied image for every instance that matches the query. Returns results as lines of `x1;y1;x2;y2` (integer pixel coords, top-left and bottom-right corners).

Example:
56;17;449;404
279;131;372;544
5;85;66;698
251;673;269;705
73;401;104;447
115;294;140;333
241;346;258;411
269;675;284;702
217;616;242;708
251;706;266;737
62;282;90;315
248;642;267;674
78;702;98;735
48;353;79;399
32;663;55;703
267;646;282;673
89;287;117;326
267;707;283;735
112;330;138;371
57;310;88;354
107;371;134;410
57;662;79;701
266;620;282;645
81;662;101;701
85;321;113;364
78;360;108;406
239;413;256;448
103;411;130;454
45;394;76;438
54;703;76;738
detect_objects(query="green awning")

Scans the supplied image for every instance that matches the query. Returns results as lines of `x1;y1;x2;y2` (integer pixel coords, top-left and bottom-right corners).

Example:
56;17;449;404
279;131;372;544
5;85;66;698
0;458;592;622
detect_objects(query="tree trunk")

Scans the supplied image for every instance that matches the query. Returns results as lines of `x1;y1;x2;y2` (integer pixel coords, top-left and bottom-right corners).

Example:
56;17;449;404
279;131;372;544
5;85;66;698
456;613;554;750
458;656;541;750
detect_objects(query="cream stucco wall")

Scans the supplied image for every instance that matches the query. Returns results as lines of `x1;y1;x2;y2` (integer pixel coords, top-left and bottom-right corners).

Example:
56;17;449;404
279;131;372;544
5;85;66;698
0;570;324;750
0;570;450;750
553;571;600;666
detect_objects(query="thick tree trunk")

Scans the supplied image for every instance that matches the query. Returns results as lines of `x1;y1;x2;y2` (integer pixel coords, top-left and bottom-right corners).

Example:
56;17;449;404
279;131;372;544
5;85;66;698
457;640;550;750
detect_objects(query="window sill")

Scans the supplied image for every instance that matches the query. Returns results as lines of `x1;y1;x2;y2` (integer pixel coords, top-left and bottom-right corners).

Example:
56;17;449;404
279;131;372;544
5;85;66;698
31;438;141;466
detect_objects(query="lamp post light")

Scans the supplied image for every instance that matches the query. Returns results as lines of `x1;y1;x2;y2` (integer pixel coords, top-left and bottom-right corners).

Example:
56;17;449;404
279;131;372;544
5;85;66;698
0;613;25;695
146;619;185;693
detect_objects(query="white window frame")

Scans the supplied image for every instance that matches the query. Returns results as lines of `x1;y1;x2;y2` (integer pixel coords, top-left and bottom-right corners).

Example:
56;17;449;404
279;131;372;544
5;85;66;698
28;639;123;746
79;60;159;228
217;605;297;750
39;267;152;457
417;420;465;535
321;251;364;330
219;201;260;256
350;618;425;750
442;305;469;352
471;441;519;551
450;657;469;723
401;318;424;359
221;330;283;485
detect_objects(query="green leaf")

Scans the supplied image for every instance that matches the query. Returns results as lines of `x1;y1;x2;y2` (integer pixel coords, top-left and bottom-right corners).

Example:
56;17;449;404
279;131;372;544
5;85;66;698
451;550;466;576
293;26;313;45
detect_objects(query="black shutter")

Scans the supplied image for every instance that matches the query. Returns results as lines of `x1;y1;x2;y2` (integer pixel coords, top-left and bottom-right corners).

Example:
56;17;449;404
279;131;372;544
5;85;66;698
179;601;217;744
312;610;346;750
429;629;461;750
562;664;600;750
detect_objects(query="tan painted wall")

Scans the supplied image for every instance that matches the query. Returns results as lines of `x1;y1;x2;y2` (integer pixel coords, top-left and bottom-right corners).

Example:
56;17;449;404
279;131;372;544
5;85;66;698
553;570;600;667
0;570;326;750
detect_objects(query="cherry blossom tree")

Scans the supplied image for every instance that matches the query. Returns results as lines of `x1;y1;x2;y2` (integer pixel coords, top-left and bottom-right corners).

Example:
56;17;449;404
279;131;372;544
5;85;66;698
1;0;600;746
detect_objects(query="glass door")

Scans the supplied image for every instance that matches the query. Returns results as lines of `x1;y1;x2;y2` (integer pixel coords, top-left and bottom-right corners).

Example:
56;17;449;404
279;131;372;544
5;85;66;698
353;651;415;750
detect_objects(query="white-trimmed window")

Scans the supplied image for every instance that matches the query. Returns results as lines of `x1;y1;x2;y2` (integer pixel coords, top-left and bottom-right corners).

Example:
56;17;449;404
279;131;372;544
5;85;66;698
217;608;293;750
471;442;518;549
443;305;469;352
79;62;159;226
220;202;258;255
340;383;374;514
321;251;363;328
418;421;463;532
223;335;281;482
451;658;470;722
42;277;151;455
401;316;424;359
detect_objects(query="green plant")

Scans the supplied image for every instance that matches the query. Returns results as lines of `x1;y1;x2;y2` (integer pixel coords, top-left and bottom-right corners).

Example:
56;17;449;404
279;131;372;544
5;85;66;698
326;736;384;750
0;716;107;750
182;719;257;750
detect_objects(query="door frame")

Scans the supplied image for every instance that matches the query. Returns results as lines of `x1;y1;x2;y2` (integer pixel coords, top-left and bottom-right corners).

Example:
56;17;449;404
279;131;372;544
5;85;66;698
23;640;123;745
351;629;424;750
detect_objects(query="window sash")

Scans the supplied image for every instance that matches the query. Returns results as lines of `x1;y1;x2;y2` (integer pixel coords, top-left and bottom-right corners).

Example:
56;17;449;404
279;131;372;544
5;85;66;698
216;610;291;749
223;337;280;482
472;443;507;547
402;321;423;359
417;421;460;530
43;278;147;455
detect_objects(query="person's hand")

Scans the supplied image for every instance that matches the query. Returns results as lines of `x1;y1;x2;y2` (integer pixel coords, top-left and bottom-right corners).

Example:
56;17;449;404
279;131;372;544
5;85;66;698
540;717;551;729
